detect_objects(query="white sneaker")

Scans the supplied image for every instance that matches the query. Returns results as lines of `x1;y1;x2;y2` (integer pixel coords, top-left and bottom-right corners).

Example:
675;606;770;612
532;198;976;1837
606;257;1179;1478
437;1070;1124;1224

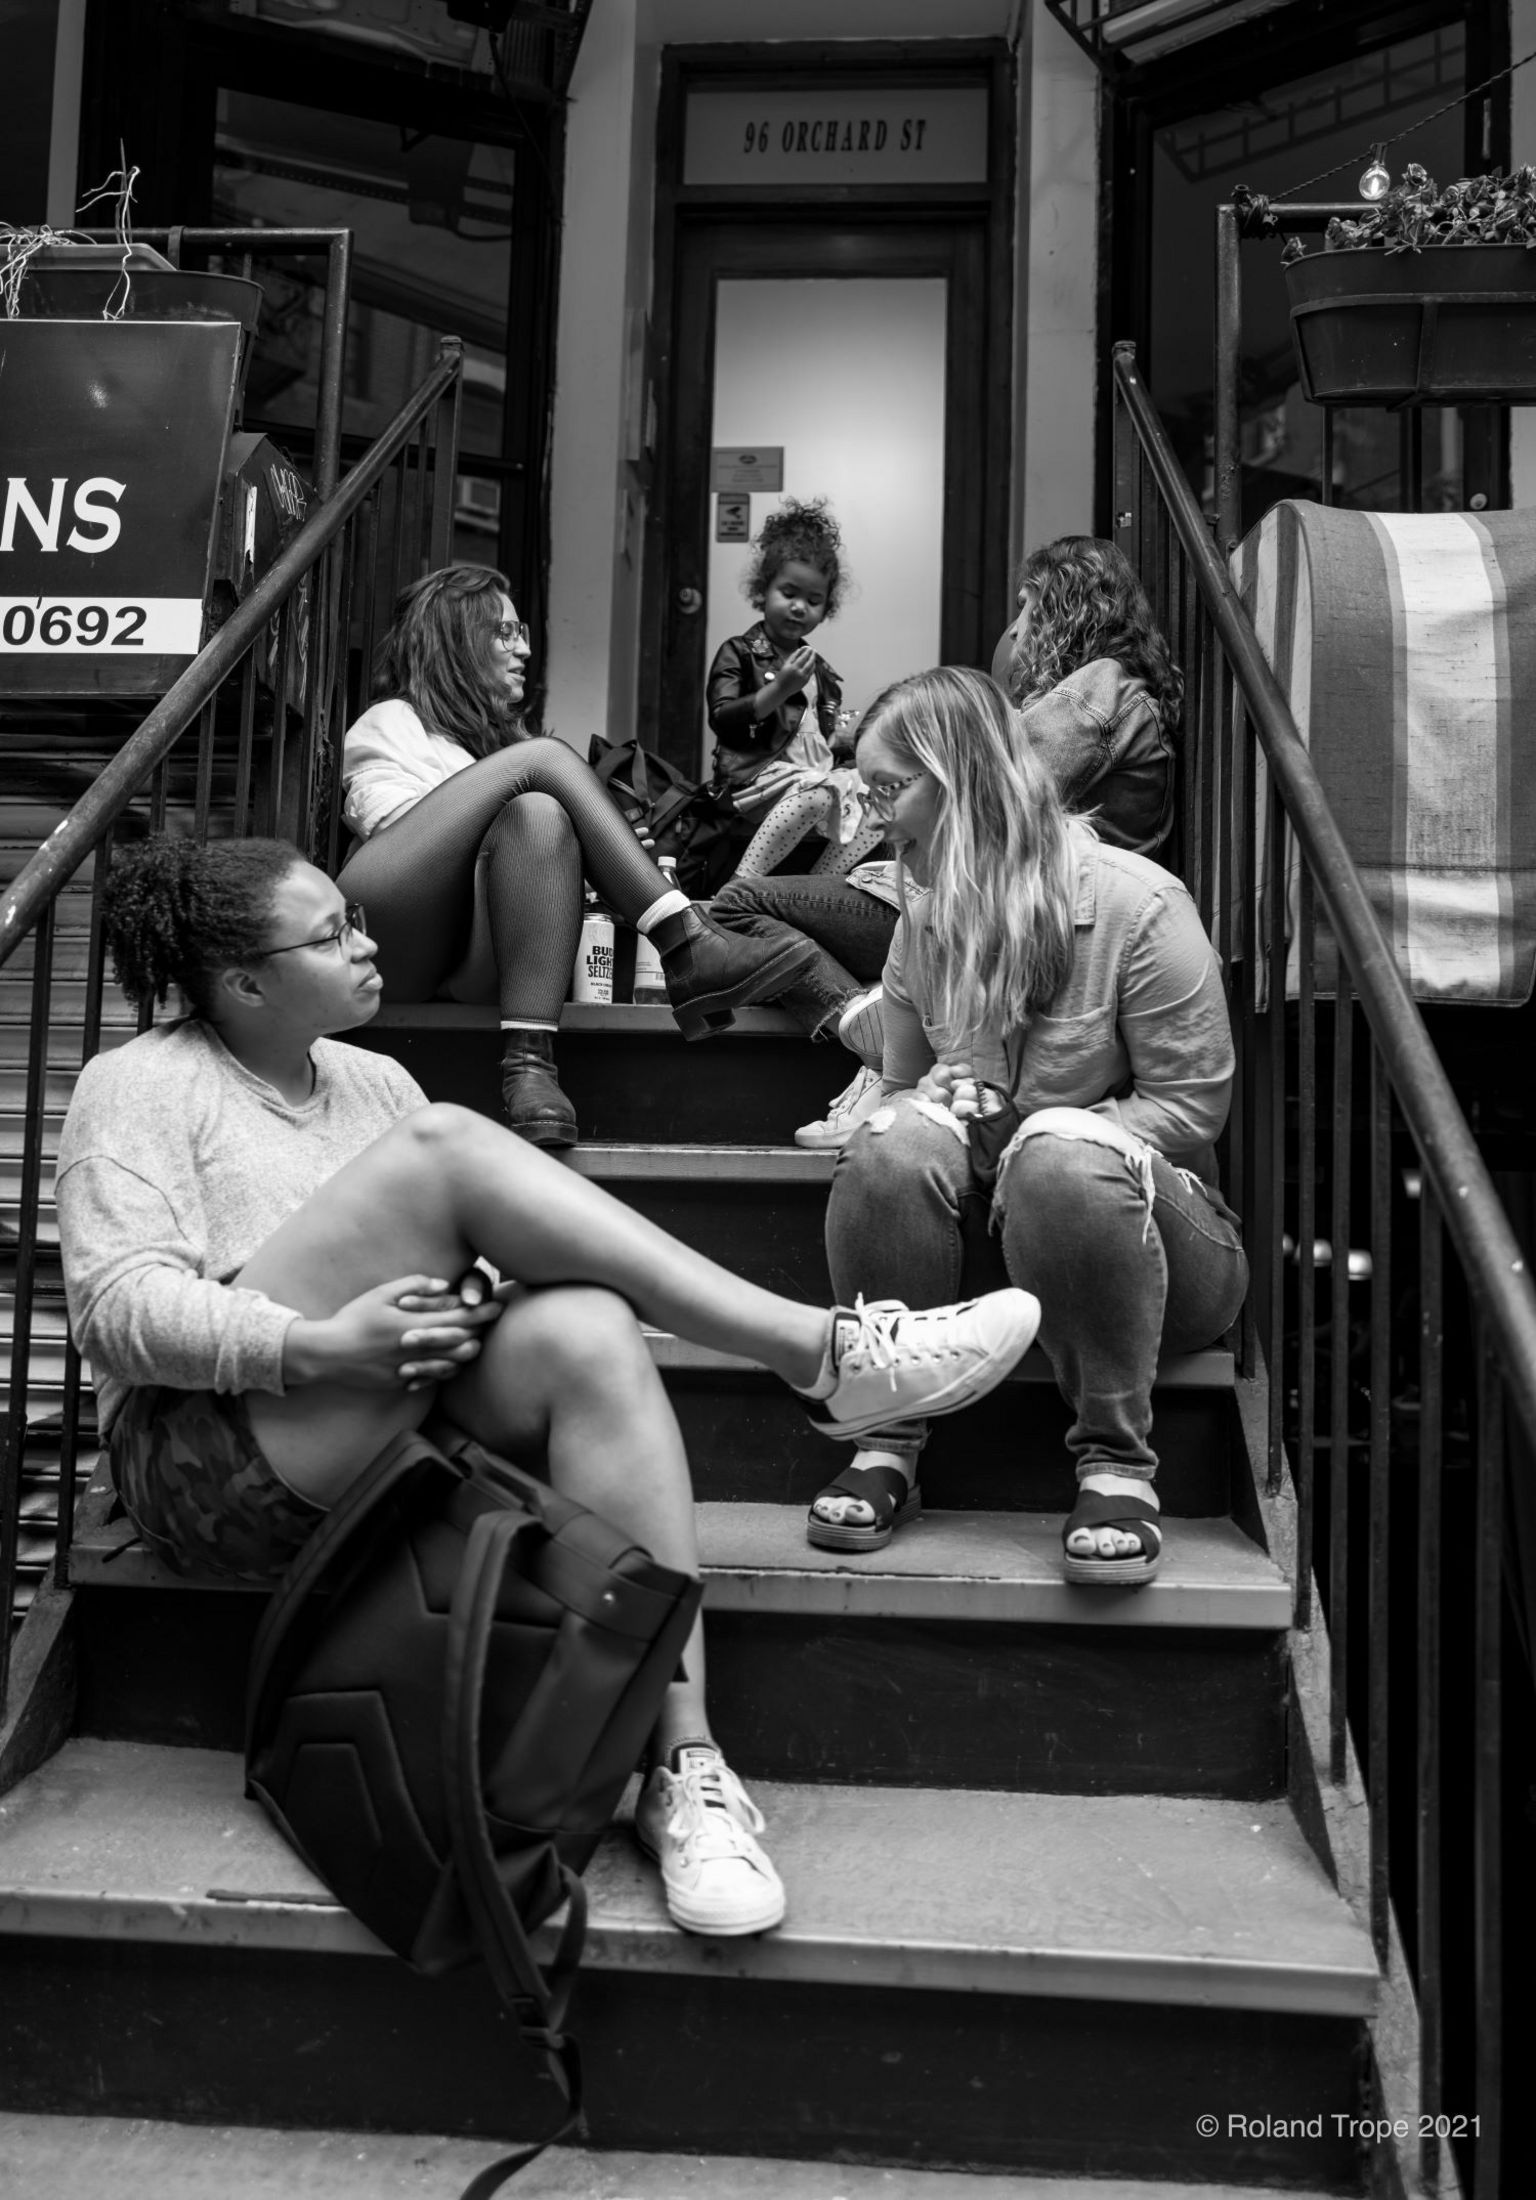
836;986;885;1070
794;1064;885;1150
801;1290;1041;1439
634;1745;786;1936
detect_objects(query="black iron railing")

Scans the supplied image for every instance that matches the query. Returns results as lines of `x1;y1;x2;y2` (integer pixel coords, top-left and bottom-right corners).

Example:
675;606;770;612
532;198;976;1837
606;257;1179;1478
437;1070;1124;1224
1112;338;1533;2200
0;339;464;1705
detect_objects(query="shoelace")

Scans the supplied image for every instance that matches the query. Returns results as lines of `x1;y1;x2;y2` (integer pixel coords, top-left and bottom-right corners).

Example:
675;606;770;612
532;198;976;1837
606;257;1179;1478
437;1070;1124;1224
666;1763;767;1863
827;1066;880;1123
837;1293;969;1386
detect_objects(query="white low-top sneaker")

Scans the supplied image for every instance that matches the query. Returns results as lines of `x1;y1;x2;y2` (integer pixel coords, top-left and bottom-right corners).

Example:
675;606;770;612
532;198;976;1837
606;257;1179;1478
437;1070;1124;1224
800;1290;1041;1438
794;1063;885;1150
634;1744;786;1937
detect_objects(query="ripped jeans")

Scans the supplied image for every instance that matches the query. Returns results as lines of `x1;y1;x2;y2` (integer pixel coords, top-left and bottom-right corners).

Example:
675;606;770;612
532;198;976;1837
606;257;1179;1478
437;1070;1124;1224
824;1099;1249;1483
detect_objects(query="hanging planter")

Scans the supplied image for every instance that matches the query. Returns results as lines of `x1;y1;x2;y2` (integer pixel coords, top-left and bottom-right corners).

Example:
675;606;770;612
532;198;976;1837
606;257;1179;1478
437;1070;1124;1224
1281;166;1536;408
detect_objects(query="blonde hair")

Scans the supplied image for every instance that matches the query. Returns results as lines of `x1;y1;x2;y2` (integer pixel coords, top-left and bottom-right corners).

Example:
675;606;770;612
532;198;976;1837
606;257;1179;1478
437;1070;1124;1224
858;667;1079;1045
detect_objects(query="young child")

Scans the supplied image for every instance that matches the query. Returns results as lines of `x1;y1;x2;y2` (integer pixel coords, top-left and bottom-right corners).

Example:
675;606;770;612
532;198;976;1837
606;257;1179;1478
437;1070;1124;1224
707;497;850;812
995;534;1183;862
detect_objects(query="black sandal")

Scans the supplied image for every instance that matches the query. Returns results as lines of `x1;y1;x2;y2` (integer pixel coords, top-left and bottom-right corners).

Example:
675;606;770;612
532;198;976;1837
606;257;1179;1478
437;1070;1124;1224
806;1462;921;1553
1061;1488;1163;1586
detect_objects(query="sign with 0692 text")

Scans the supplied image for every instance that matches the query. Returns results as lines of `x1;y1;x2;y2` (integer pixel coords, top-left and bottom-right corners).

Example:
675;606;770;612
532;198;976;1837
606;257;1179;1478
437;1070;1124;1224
0;316;242;698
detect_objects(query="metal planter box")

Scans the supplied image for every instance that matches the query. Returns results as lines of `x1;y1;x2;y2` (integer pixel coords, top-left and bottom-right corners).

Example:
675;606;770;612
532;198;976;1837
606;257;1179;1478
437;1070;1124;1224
1285;243;1536;406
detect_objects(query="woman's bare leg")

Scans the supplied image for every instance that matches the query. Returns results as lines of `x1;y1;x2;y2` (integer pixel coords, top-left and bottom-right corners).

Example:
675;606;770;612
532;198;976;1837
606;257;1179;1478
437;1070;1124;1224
236;1103;829;1494
435;1282;711;1753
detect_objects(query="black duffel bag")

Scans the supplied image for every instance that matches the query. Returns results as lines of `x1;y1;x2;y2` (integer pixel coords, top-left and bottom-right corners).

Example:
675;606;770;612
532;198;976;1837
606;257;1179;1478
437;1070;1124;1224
245;1421;702;2198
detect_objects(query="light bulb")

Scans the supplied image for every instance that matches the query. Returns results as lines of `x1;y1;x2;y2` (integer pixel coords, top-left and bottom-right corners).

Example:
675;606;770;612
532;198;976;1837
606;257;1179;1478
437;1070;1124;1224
1359;145;1390;203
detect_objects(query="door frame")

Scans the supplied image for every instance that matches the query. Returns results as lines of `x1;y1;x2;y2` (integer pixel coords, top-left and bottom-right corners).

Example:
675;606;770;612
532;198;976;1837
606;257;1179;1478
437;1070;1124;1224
639;40;1015;771
78;0;565;636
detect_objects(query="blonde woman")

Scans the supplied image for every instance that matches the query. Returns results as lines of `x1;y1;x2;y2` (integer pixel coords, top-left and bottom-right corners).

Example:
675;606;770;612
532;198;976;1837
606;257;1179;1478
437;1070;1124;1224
815;667;1247;1585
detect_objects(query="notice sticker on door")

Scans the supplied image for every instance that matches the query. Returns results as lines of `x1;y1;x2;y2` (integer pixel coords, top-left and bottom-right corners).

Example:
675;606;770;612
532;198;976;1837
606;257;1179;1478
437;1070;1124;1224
715;492;751;543
711;448;783;493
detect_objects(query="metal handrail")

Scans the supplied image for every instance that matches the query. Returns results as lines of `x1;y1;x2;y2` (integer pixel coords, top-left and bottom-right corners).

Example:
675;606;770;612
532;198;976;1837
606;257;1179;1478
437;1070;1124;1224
0;341;461;974
1;335;463;1712
1113;334;1523;2199
1113;339;1536;1452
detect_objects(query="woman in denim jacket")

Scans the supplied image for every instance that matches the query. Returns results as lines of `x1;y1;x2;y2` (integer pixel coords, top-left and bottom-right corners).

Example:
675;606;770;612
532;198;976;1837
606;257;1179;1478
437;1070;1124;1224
996;534;1182;862
813;666;1247;1588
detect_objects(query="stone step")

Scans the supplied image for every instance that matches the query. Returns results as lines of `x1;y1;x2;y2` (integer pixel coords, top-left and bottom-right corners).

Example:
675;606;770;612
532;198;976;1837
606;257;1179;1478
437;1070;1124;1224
0;1739;1375;2186
4;1310;1238;1515
67;1496;1285;1796
345;1005;842;1147
0;2113;1342;2200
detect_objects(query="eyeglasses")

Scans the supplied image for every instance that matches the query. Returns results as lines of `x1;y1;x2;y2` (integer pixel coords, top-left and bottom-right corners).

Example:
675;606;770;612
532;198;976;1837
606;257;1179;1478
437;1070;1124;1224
257;903;368;959
861;771;925;815
492;618;530;648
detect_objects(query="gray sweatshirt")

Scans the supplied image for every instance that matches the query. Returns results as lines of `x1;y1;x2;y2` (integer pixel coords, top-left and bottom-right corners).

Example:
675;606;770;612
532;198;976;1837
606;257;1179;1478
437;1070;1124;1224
55;1019;426;1433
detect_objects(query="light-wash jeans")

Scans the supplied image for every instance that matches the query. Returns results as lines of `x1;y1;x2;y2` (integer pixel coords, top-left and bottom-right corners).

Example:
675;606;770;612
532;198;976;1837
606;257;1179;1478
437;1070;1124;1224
824;1098;1249;1483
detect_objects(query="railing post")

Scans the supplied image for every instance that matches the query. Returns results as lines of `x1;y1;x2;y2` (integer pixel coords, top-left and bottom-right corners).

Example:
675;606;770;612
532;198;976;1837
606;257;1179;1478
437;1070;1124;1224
1111;341;1138;557
1215;204;1243;559
315;230;353;504
430;337;466;574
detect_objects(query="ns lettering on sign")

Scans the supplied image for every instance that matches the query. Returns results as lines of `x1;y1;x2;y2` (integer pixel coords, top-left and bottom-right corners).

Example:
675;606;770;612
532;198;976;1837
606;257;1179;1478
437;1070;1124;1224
1;477;126;555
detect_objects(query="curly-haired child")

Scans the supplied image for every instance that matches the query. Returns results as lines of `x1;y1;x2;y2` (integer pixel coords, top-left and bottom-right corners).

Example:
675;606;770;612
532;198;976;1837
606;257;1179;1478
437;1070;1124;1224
705;499;883;875
993;534;1183;860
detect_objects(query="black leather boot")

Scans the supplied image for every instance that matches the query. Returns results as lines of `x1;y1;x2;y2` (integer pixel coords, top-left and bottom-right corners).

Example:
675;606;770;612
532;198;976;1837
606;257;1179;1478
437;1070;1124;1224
648;902;819;1040
500;1029;578;1147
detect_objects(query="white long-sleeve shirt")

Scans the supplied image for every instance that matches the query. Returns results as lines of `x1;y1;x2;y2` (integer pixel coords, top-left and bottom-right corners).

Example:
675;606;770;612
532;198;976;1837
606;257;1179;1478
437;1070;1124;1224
55;1020;427;1432
341;697;475;839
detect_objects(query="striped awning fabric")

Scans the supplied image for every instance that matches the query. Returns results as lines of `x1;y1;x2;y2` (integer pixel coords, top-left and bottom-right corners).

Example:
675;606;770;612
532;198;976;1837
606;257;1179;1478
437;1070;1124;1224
1233;499;1536;1007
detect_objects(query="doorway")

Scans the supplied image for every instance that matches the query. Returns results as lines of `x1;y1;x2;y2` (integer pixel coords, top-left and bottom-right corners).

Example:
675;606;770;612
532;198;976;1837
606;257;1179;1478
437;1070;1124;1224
641;217;1004;774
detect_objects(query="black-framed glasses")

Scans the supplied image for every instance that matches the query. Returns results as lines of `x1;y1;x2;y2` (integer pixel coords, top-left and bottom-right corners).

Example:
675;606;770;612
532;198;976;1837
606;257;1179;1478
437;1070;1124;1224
257;903;368;959
492;618;530;648
861;772;925;815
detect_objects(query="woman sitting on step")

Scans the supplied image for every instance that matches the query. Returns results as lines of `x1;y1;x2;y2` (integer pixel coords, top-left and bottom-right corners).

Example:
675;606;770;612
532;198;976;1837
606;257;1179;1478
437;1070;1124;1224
54;833;1041;1936
714;533;1185;1153
336;565;814;1148
812;666;1247;1587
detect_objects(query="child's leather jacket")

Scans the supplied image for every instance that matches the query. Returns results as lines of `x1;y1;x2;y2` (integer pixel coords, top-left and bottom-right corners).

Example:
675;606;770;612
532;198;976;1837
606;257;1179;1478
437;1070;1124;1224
707;621;844;796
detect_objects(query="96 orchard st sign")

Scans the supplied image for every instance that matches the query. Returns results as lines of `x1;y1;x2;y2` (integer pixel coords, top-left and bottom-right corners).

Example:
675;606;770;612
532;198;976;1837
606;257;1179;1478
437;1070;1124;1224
0;316;243;697
684;87;990;189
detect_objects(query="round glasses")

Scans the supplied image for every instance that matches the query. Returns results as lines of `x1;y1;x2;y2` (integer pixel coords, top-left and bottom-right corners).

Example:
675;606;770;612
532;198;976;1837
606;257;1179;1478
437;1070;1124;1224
492;618;530;648
861;772;925;815
257;903;368;959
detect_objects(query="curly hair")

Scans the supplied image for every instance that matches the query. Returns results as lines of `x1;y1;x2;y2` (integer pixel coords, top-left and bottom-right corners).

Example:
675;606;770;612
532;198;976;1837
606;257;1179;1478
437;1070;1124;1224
377;565;521;760
103;835;302;1016
742;497;848;619
856;667;1079;1047
1008;537;1183;735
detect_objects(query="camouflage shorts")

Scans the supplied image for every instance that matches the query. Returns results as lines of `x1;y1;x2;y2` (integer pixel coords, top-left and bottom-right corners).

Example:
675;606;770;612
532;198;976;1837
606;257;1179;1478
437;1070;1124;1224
110;1386;326;1584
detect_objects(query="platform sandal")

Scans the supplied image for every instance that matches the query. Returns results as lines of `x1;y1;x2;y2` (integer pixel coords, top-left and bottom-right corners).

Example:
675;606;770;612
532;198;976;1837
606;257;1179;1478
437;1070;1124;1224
1060;1486;1163;1586
806;1461;921;1554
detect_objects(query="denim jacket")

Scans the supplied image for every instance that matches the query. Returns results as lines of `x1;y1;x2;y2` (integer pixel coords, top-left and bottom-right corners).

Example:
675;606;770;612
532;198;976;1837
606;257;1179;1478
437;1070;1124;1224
1017;658;1176;860
882;830;1233;1183
706;622;844;797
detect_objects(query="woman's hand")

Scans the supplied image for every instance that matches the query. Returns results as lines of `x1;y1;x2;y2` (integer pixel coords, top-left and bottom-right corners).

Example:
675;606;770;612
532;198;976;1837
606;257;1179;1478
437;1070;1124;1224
284;1274;503;1392
730;759;810;816
915;1061;985;1120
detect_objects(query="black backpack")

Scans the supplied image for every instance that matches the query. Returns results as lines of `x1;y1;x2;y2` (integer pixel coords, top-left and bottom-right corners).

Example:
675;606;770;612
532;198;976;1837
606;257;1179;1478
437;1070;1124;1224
588;734;745;896
245;1422;702;2198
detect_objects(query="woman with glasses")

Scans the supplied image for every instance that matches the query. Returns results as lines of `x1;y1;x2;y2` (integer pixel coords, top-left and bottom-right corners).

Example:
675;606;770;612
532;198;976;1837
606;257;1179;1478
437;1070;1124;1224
810;665;1246;1588
712;538;1185;1151
337;566;813;1147
55;832;1041;1935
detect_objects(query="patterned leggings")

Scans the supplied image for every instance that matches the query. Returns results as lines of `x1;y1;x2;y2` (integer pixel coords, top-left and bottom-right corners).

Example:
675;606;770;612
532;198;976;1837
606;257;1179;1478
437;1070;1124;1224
734;782;887;880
